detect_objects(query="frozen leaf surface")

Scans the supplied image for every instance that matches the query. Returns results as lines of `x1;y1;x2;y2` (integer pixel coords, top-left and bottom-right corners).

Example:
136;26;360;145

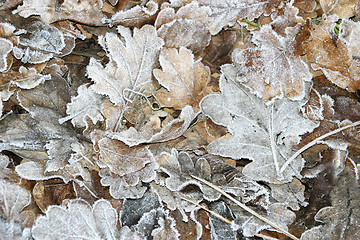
154;47;210;110
158;149;269;203
59;84;104;128
87;25;164;105
13;21;65;64
158;19;211;56
201;65;318;183
32;199;120;240
301;170;360;240
14;0;108;25
104;1;158;28
232;23;312;101
197;0;281;35
99;168;147;199
0;179;33;240
93;133;157;180
108;105;197;146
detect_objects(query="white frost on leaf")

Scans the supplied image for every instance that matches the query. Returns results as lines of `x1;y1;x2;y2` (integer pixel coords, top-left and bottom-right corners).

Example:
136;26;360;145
107;105;197;146
32;199;120;240
103;0;158;27
200;64;318;183
59;84;104;128
87;25;164;105
13;21;65;64
197;0;280;35
232;24;312;102
13;0;107;25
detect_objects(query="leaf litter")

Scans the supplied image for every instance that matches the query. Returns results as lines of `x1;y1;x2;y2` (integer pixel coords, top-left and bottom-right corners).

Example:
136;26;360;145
0;0;360;239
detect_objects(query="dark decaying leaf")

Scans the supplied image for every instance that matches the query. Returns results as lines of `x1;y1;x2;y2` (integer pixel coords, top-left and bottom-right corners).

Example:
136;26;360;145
301;169;360;240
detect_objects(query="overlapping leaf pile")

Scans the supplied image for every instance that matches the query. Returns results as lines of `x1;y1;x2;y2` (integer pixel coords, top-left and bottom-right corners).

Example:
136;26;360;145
1;0;360;239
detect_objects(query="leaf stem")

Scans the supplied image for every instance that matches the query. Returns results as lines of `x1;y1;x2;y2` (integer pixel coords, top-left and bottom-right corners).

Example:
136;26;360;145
280;120;360;174
191;175;300;240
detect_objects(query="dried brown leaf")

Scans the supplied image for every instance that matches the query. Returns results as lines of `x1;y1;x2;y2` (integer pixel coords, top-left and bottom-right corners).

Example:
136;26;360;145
302;16;360;92
154;47;210;110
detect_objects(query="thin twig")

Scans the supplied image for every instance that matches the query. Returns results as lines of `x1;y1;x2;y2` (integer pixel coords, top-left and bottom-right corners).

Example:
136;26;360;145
191;175;299;240
180;196;232;224
280;120;360;174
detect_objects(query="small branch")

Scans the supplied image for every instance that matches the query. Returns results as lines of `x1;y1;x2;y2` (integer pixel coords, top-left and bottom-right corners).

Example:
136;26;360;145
191;175;299;240
280;120;360;174
180;196;231;224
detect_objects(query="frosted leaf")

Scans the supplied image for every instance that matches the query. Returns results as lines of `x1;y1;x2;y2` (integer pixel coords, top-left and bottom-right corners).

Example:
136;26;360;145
301;170;360;240
197;0;281;35
301;88;324;121
32;199;120;240
232;23;312;102
107;105;197;146
94;134;156;178
103;1;158;28
151;214;179;240
155;2;211;29
120;188;161;227
14;67;51;89
151;183;202;222
15;160;72;183
269;178;308;211
319;0;359;18
59;84;104;128
87;25;164;105
232;203;296;237
99;168;147;199
0;38;12;72
14;21;65;64
153;48;210;110
208;201;236;240
0;22;19;72
13;0;107;25
303;16;360;92
0;179;32;222
158;149;269;204
158;20;211;56
0;179;33;240
200;64;318;183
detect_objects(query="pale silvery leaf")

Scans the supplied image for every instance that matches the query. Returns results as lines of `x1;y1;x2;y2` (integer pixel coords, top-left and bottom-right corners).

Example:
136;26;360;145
197;0;280;35
59;84;104;128
13;0;107;26
104;1;158;27
13;21;65;64
200;64;318;183
32;199;120;240
209;201;236;240
0;179;34;240
87;25;164;105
